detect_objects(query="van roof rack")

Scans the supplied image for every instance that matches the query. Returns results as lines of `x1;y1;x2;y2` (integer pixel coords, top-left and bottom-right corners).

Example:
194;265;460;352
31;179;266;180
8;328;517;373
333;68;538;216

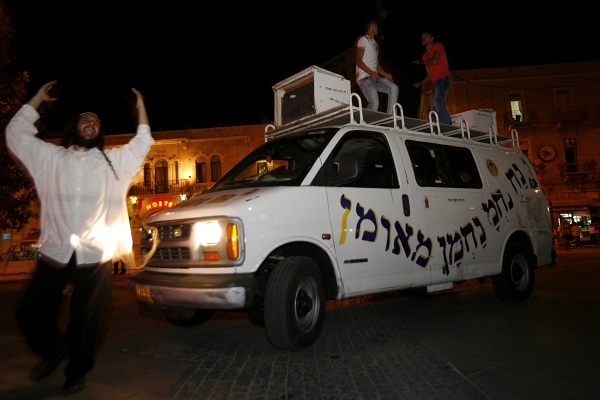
265;93;519;150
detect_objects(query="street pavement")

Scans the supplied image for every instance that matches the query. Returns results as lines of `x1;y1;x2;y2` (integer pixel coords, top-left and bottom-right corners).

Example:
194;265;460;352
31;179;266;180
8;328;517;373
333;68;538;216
1;246;599;399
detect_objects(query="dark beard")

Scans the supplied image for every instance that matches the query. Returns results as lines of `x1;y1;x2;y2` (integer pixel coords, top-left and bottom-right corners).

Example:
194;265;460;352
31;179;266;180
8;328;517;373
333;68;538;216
74;133;102;149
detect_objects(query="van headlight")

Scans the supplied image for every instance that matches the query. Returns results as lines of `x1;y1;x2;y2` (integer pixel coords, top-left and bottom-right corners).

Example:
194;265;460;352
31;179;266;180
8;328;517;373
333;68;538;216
192;219;242;262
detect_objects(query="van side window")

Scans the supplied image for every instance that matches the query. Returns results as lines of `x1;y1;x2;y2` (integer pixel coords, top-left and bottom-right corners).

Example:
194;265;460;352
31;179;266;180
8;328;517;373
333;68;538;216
406;140;482;188
314;131;399;189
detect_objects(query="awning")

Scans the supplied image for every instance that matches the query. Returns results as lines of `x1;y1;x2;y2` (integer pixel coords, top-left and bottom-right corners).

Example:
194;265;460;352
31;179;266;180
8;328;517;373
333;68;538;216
21;230;40;243
550;199;592;207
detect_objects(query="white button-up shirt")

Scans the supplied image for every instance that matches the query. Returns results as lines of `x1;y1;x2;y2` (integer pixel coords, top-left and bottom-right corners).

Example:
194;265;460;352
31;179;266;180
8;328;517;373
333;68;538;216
6;104;154;266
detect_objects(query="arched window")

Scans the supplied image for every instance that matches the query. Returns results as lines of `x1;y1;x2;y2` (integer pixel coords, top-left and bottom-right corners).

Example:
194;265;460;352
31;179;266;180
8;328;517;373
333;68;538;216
210;155;222;182
196;157;207;183
155;159;168;193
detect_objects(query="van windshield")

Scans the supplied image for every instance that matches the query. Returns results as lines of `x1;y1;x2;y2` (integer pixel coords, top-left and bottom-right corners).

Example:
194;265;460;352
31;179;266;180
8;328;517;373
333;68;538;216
208;129;337;191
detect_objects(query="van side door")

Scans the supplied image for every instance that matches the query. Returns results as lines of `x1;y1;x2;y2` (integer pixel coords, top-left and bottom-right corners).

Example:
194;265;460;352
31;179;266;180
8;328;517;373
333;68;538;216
313;130;419;297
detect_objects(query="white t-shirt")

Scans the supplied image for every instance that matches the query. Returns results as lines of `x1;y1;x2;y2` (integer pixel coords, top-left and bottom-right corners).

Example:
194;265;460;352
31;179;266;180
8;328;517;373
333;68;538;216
356;35;379;82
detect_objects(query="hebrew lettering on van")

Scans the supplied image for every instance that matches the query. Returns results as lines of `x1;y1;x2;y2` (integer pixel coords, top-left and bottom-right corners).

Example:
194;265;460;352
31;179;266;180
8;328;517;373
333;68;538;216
355;202;377;242
338;194;431;268
436;217;486;275
482;190;514;227
472;216;487;246
406;228;432;268
389;221;410;254
380;217;392;250
339;194;352;245
439;232;464;274
506;163;527;193
482;198;501;226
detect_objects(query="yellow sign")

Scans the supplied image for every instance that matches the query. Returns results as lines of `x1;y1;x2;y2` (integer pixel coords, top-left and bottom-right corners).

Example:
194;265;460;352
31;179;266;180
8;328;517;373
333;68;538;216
486;159;498;177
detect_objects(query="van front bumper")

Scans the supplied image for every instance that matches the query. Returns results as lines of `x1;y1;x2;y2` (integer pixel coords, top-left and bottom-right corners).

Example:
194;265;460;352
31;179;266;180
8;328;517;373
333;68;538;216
127;271;256;310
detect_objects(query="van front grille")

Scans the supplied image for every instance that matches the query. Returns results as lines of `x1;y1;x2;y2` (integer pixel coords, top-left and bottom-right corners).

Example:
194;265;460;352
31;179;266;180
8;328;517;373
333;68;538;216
153;247;190;260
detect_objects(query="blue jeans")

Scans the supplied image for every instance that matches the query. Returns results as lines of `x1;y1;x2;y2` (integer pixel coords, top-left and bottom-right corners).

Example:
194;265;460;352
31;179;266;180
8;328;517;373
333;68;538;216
358;77;399;114
431;75;452;125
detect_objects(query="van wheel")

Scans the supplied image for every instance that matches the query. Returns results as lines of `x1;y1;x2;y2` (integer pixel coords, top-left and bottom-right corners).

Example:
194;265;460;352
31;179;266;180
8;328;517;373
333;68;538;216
492;243;534;301
166;309;213;327
264;256;325;351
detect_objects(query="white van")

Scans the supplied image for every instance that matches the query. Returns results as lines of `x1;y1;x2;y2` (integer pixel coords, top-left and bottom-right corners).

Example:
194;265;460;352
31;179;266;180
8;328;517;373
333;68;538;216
128;86;556;352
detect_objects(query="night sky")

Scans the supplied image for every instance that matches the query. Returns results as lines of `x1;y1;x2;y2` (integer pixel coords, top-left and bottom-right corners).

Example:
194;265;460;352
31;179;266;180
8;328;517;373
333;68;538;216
2;1;596;134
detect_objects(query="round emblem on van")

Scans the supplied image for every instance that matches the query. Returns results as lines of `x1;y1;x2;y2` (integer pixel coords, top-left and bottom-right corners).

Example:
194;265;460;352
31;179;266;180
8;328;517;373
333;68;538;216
486;159;498;176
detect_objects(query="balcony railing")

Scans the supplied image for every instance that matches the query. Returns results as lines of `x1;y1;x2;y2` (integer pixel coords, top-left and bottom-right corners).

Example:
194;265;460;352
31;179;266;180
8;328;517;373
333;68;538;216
558;160;597;183
129;179;192;195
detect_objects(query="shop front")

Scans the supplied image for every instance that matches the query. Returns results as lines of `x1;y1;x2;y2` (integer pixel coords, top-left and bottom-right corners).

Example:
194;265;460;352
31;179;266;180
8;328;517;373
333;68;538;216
551;199;596;244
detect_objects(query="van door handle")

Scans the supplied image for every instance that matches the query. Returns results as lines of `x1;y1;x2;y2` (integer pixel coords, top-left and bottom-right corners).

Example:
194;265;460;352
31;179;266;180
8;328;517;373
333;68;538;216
402;194;410;216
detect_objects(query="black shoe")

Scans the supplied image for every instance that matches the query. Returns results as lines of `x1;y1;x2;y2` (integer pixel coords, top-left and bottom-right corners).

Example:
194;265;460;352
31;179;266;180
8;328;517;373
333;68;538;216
62;377;85;395
119;270;126;275
30;348;69;381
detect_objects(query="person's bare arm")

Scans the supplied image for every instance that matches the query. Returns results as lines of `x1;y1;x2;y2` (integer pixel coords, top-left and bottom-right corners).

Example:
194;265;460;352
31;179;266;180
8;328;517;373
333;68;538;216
27;81;58;110
377;65;394;82
130;88;149;126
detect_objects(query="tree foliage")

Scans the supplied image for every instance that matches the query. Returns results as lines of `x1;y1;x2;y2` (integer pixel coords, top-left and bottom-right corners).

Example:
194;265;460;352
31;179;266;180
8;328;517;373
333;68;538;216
0;7;38;232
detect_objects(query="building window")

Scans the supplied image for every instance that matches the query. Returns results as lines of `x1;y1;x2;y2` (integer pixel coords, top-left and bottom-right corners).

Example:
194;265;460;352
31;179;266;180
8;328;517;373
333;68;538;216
211;155;222;182
155;160;169;193
144;163;151;187
508;94;523;122
563;138;578;173
196;158;207;183
173;161;179;184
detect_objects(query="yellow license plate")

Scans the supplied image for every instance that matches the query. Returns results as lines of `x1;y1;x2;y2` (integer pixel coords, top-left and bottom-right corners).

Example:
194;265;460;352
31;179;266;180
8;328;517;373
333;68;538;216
135;284;154;304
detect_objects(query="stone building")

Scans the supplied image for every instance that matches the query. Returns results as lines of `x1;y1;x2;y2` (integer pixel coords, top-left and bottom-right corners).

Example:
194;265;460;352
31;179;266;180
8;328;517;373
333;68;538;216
113;124;268;222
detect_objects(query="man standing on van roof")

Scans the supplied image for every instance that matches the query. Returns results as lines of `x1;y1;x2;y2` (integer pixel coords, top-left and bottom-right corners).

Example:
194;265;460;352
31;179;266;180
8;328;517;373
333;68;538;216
412;31;452;125
355;18;399;114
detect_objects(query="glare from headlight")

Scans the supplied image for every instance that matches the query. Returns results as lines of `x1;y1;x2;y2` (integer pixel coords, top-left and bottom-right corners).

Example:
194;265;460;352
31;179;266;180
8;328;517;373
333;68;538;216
194;221;222;246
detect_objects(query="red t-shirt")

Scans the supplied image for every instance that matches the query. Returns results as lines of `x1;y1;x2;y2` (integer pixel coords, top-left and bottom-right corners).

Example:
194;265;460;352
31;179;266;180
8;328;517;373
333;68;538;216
422;42;450;83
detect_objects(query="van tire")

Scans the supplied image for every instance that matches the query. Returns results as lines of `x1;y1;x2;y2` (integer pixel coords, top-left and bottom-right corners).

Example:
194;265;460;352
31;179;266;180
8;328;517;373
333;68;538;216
492;243;534;301
264;256;325;351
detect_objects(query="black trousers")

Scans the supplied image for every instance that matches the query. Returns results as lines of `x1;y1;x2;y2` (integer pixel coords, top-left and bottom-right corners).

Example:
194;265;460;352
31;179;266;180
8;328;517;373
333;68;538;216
113;260;126;274
16;253;112;380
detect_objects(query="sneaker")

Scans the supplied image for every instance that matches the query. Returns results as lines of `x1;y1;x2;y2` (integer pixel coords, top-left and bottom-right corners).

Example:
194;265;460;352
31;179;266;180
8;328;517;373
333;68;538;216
62;377;86;395
30;348;69;381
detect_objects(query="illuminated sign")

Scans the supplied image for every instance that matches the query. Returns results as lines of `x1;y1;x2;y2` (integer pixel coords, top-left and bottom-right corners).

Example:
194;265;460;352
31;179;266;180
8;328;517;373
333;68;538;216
145;199;177;211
